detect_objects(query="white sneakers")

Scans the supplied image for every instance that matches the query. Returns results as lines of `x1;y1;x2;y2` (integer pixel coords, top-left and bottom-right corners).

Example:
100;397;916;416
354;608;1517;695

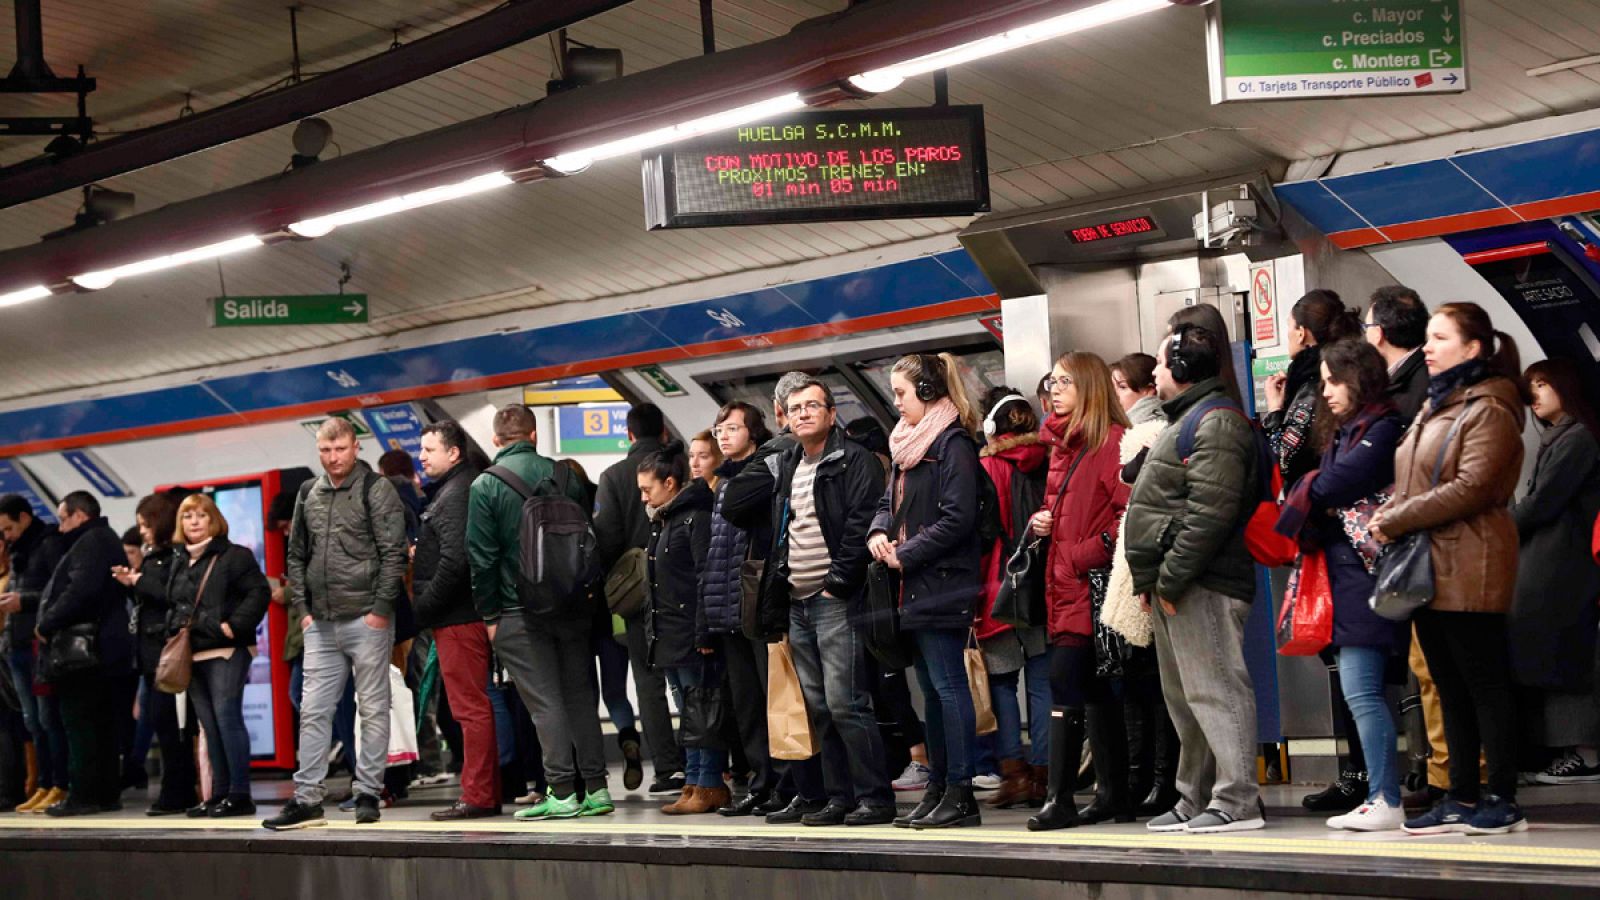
1327;798;1404;832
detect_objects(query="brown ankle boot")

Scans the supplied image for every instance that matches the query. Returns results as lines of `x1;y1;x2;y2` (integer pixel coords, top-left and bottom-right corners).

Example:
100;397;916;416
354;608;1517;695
677;785;731;815
987;759;1032;809
660;786;698;815
1028;765;1049;808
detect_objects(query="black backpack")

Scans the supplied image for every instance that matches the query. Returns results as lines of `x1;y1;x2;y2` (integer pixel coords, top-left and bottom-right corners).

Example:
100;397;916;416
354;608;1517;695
485;463;602;619
1003;460;1047;557
976;469;1004;551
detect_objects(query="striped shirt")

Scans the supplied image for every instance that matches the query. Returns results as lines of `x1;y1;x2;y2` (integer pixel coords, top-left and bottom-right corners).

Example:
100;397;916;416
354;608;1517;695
787;454;832;599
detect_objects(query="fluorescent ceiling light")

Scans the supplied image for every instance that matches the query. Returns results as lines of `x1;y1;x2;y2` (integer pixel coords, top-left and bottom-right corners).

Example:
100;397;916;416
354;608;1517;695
543;93;807;175
70;235;264;291
0;285;51;308
848;0;1171;94
288;172;514;238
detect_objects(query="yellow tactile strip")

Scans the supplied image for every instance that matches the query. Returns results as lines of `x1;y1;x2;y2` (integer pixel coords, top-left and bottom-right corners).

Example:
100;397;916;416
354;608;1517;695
2;816;1597;870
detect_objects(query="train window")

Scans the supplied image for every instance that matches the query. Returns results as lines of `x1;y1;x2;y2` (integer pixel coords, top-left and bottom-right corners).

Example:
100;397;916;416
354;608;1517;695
703;370;877;429
856;347;1010;410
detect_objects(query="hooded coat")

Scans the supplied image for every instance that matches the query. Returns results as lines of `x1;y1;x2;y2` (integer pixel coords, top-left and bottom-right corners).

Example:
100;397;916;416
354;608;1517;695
974;433;1051;641
1039;414;1129;641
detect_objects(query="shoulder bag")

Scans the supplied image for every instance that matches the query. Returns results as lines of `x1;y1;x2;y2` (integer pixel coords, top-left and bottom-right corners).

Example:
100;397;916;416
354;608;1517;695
863;475;915;670
155;557;220;695
991;448;1084;629
1370;400;1475;622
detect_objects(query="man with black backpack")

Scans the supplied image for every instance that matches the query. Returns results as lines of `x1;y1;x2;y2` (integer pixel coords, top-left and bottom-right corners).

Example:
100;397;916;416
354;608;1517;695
467;404;612;821
264;417;409;830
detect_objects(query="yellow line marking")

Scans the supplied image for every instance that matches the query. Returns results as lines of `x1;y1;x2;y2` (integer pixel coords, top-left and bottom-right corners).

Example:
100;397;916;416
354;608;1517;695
4;816;1599;869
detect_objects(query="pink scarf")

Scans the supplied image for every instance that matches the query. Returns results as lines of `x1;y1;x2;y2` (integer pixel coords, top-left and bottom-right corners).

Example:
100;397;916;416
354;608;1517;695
889;398;960;471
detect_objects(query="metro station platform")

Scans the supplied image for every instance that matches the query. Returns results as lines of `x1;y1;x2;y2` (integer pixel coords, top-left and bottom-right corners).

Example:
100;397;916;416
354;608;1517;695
4;782;1600;900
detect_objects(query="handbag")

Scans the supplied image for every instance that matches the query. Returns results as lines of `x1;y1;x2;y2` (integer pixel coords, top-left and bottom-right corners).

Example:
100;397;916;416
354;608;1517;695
991;449;1085;629
604;547;649;619
680;659;729;751
1278;550;1334;655
1371;401;1475;622
1336;489;1393;574
1090;533;1139;678
41;622;100;682
766;637;818;760
155;557;219;695
863;478;914;670
964;631;997;735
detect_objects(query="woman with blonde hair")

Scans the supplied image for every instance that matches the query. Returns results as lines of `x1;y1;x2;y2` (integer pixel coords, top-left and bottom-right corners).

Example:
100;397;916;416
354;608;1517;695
165;493;271;818
1027;351;1133;831
869;352;986;829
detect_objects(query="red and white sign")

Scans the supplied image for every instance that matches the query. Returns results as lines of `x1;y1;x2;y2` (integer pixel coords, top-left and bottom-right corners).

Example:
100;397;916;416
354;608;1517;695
978;314;1004;344
1250;263;1279;349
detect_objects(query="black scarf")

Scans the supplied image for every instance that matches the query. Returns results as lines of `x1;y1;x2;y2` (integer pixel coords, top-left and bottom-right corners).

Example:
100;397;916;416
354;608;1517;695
1426;359;1488;413
1283;344;1323;410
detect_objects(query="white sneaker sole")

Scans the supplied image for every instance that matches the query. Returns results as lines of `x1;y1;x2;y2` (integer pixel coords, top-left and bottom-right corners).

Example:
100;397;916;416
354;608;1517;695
263;818;328;831
1185;817;1266;834
1465;819;1530;836
1534;773;1600;785
1146;818;1191;833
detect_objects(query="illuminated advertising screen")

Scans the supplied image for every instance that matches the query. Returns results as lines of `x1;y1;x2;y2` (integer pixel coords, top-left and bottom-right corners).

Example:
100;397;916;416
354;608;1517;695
207;481;276;758
643;105;989;229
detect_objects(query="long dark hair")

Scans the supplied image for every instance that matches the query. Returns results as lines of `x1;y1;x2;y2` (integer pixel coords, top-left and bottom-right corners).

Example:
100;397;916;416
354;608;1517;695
1435;302;1524;397
637;440;689;491
1315;339;1390;448
1524;358;1600;437
1291;290;1362;347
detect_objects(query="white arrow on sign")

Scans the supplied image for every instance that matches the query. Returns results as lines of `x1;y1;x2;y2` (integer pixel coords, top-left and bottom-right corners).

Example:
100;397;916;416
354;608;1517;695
1442;7;1453;23
344;300;364;317
1443;27;1455;44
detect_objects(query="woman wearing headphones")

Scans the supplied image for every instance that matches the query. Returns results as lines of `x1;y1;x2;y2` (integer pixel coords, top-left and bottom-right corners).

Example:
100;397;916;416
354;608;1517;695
869;353;986;829
1027;351;1133;831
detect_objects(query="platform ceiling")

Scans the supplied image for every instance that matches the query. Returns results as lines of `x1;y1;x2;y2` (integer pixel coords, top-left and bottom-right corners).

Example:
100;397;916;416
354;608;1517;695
1;0;1598;403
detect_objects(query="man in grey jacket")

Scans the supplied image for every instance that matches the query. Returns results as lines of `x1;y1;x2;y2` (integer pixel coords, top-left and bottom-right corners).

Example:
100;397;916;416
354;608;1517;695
264;417;408;830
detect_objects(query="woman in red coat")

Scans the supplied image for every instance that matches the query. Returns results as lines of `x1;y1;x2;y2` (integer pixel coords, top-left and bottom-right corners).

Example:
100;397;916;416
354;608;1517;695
1026;351;1132;831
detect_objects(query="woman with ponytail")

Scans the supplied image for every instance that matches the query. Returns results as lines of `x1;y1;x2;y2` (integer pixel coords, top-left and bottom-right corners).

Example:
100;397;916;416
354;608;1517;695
1370;302;1529;836
1026;351;1133;831
869;352;985;829
1264;290;1364;488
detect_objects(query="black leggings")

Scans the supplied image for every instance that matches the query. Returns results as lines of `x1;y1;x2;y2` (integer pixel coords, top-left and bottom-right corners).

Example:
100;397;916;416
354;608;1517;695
1413;609;1516;802
1049;640;1113;710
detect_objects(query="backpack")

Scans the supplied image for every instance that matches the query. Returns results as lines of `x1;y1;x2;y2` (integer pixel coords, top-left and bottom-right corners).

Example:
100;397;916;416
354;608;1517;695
1003;460;1047;558
485;462;602;619
976;470;1004;551
1175;396;1298;568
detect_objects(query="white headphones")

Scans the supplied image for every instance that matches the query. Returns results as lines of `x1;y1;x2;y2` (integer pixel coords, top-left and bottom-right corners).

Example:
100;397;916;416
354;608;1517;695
982;394;1030;437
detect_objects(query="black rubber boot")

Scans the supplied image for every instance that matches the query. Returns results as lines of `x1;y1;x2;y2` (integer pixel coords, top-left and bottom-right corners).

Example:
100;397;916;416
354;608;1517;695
1078;701;1136;825
912;784;981;830
894;783;944;828
1139;709;1181;817
1027;707;1086;832
1124;693;1152;803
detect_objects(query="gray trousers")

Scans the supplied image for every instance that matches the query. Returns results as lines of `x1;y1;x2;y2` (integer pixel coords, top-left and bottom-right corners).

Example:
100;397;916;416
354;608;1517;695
294;617;393;804
625;614;685;775
1150;585;1261;820
494;614;609;795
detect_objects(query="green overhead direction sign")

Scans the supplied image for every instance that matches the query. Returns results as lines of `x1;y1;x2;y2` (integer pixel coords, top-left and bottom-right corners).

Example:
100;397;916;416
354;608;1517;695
1207;0;1466;103
212;294;369;327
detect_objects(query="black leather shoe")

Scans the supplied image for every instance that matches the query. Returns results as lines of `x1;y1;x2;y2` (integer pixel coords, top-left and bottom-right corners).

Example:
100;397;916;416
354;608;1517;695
45;801;103;818
210;796;257;818
912;785;981;830
1301;770;1366;813
894;783;945;828
430;801;502;821
717;791;769;817
764;795;824;825
844;801;896;826
186;799;220;819
146;802;190;817
754;793;792;816
800;800;852;827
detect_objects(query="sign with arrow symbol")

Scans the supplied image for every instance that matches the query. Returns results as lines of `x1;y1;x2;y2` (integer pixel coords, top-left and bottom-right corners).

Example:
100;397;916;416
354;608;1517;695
211;294;371;327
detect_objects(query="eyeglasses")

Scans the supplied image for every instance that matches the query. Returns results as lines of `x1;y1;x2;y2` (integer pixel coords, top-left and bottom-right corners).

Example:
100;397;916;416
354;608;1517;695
711;423;746;437
785;400;830;417
1044;375;1073;389
1361;322;1381;330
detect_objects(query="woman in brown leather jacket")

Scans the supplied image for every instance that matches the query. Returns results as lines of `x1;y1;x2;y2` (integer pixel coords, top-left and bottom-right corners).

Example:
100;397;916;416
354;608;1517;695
1370;302;1528;837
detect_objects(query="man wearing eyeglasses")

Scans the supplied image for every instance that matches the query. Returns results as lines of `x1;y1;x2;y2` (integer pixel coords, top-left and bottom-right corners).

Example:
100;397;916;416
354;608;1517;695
730;376;892;826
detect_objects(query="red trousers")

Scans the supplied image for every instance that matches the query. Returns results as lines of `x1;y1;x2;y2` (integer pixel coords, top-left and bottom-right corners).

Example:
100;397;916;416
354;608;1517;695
434;622;500;809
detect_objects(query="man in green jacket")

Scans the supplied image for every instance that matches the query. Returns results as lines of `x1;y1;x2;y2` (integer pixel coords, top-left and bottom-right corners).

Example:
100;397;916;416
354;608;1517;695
1124;323;1263;835
467;404;612;820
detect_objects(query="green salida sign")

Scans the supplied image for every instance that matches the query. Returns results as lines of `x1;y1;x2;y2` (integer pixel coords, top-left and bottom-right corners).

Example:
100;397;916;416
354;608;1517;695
212;294;369;327
1207;0;1466;103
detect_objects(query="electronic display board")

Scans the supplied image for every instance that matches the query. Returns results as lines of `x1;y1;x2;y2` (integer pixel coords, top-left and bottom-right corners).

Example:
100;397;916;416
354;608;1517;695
643;105;989;229
1066;214;1163;245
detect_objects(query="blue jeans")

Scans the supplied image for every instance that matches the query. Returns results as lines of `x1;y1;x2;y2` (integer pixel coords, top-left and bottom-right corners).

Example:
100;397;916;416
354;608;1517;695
991;647;1052;767
189;652;253;798
788;593;892;806
9;649;67;790
911;628;977;787
594;630;636;732
665;661;729;789
1337;645;1399;806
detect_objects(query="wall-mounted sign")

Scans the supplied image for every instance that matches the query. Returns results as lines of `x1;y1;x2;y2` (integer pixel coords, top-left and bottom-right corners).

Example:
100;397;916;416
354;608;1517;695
524;375;624;407
365;403;428;481
0;459;56;523
61;449;132;498
212;294;369;327
1207;0;1466;103
636;365;687;398
556;404;631;455
643;106;990;229
1248;261;1280;350
300;411;373;439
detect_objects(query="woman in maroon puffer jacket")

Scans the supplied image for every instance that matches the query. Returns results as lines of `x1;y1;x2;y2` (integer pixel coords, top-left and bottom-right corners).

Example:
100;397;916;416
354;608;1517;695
1026;351;1131;832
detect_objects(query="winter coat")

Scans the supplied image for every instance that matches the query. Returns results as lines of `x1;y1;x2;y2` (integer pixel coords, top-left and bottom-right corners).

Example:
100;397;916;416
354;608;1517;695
974;433;1051;641
1388;349;1430;427
4;518;61;646
165;537;272;654
595;437;663;575
1125;378;1262;604
1508;416;1600;691
1038;415;1129;641
287;461;409;622
1103;417;1168;647
1126;395;1165;427
36;518;132;672
466;441;590;623
870;424;985;632
1374;374;1525;614
1299;407;1407;651
130;545;179;675
1264;347;1322;491
413;461;480;630
646;480;713;669
701;457;765;640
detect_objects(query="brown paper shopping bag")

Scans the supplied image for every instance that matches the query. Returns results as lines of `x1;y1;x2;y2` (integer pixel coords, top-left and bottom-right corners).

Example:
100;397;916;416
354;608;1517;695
966;632;997;736
767;637;818;760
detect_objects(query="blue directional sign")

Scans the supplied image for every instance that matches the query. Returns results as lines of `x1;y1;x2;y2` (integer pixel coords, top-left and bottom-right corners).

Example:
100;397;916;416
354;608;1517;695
0;460;56;522
363;403;428;482
61;449;132;498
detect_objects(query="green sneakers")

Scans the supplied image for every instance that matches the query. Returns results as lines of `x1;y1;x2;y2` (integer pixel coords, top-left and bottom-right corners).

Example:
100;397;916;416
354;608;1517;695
579;788;615;818
514;792;582;820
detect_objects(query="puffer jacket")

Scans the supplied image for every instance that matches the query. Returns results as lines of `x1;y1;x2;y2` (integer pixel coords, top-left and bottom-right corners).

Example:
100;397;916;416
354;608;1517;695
871;424;984;632
974;433;1050;641
1124;378;1261;604
36;518;132;672
287;461;408;622
1374;373;1525;614
413;460;480;630
646;480;713;669
165;537;272;654
701;456;762;641
1040;415;1129;641
131;544;179;675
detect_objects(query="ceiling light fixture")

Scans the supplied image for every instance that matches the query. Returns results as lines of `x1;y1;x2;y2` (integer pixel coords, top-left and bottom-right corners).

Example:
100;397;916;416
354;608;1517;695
848;0;1173;94
69;235;264;291
287;171;514;238
542;93;808;175
0;285;52;308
